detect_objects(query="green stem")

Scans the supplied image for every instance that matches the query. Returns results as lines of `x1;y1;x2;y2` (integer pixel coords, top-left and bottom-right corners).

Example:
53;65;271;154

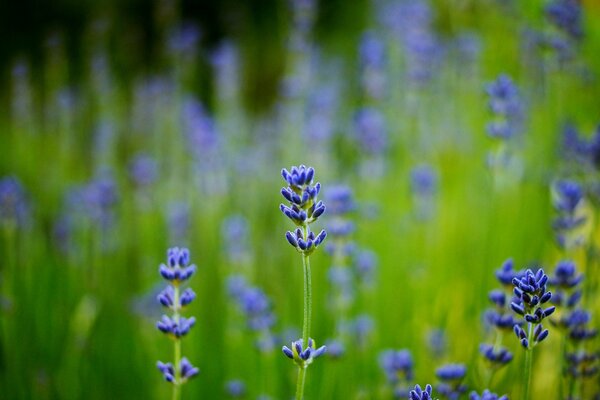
295;225;312;400
559;334;567;399
295;366;307;400
523;323;534;400
302;246;312;345
173;285;181;400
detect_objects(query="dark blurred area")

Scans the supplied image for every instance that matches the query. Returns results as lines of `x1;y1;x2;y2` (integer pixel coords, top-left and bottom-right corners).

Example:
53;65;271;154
0;0;368;113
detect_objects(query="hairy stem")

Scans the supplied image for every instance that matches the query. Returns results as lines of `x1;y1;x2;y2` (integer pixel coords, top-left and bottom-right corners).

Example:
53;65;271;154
523;323;534;400
295;225;312;400
173;284;181;400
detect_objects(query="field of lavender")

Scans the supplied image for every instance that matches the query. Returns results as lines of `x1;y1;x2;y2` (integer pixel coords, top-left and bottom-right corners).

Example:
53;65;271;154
1;0;600;399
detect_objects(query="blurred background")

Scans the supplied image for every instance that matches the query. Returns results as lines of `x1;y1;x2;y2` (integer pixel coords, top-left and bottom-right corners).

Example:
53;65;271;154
1;0;600;399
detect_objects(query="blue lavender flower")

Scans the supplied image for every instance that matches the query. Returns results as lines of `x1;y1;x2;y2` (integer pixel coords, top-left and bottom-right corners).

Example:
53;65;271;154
0;176;29;228
411;165;438;197
495;258;523;287
410;384;434;400
167;202;190;245
225;379;246;397
549;260;583;308
354;249;377;285
469;390;508;400
410;164;438;220
435;364;467;399
347;314;374;346
380;0;442;84
511;269;555;349
427;329;447;358
221;215;250;264
305;85;339;144
280;165;327;254
359;30;387;99
379;349;413;384
552;180;586;248
324;338;345;359
479;344;513;366
227;275;276;351
159;247;197;283
282;338;326;368
545;0;583;41
167;23;201;55
156;247;199;388
353;108;387;157
129;153;158;187
485;75;523;141
565;352;600;378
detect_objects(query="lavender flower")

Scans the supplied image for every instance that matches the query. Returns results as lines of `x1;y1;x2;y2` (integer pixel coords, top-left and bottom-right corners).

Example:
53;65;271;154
552;180;586;249
280;165;327;399
156;247;199;395
410;164;438;220
379;349;413;384
485;75;523;141
469;390;508;400
410;384;434;400
479;344;513;366
353;108;387;157
545;0;583;41
225;379;246;397
221;215;251;264
282;338;326;368
359;31;387;99
511;269;555;349
129;153;158;187
0;176;29;228
280;165;327;254
436;364;467;400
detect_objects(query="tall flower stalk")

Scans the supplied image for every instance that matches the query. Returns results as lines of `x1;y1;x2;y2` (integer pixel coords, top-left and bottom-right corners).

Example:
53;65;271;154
156;247;199;400
279;165;327;400
510;268;555;399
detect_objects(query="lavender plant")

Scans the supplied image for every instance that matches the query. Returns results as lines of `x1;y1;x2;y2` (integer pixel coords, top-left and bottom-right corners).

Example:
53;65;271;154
484;75;523;176
279;165;327;399
226;274;276;352
435;364;467;400
548;261;598;398
468;390;508;400
479;260;518;386
379;349;413;398
0;176;29;231
156;247;199;399
552;180;587;251
510;268;555;399
410;384;435;400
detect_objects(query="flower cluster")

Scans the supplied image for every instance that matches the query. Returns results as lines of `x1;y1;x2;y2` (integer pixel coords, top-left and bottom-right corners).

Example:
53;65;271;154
552;180;587;249
544;0;583;62
379;349;413;398
410;164;438;221
157;358;199;384
156;247;199;385
479;259;517;369
548;262;599;380
468;390;508;400
510;269;555;349
159;247;197;283
227;275;276;352
410;384;434;400
280;165;327;255
485;75;522;141
282;338;326;368
359;30;387;100
0;176;29;229
435;364;467;400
